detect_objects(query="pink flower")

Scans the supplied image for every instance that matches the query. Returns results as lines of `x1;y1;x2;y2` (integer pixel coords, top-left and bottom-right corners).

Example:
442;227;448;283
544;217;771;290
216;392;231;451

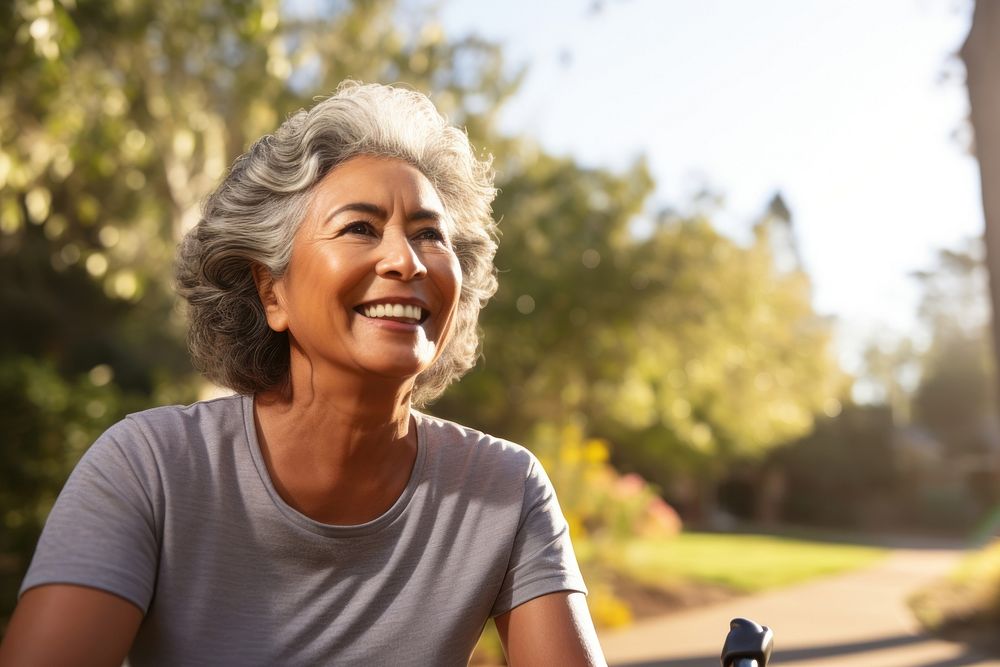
616;473;645;497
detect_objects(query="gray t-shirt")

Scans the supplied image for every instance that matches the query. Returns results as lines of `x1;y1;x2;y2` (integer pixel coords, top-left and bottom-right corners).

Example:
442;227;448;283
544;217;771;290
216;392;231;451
21;394;586;666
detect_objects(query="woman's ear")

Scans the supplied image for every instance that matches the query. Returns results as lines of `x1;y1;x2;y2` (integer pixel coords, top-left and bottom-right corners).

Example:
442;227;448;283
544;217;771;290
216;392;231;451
251;264;289;332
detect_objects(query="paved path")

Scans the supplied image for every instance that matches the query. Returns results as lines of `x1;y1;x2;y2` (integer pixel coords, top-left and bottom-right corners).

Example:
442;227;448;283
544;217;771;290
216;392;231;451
599;546;1000;667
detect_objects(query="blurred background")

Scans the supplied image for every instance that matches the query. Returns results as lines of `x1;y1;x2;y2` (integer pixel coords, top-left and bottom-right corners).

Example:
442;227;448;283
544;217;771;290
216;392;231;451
3;0;1000;662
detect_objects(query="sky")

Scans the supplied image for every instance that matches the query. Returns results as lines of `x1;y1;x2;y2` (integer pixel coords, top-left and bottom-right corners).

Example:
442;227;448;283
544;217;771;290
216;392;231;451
423;0;983;377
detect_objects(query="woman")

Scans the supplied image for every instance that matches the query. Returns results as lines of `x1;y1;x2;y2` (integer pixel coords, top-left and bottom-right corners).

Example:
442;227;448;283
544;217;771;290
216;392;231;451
0;82;606;666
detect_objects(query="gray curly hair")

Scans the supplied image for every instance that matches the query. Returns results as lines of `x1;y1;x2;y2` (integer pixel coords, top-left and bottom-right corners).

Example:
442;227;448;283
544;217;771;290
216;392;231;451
175;81;499;406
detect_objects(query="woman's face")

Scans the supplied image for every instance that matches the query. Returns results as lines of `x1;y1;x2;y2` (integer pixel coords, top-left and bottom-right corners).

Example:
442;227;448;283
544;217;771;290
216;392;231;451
261;155;462;385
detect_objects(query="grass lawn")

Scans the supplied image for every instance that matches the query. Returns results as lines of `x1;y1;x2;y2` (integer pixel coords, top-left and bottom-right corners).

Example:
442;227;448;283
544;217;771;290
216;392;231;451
610;531;888;593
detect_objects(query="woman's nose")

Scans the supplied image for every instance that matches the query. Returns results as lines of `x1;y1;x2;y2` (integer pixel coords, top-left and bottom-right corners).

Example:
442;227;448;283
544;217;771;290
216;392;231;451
375;230;427;281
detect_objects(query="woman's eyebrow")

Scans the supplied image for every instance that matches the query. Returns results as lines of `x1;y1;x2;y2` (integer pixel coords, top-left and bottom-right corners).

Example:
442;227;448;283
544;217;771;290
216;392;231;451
323;203;443;224
409;208;443;223
325;202;386;224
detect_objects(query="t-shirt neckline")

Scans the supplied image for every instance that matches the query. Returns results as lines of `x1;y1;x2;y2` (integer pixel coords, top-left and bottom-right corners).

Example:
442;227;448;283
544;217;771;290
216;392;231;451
240;394;427;538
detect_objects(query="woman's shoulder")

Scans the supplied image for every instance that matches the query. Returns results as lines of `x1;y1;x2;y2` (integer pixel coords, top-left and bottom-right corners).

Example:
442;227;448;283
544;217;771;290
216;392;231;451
89;393;249;468
413;411;540;478
122;393;247;434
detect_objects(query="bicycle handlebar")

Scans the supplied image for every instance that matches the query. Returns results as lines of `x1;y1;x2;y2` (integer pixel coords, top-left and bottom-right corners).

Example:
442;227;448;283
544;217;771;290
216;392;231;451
721;617;773;667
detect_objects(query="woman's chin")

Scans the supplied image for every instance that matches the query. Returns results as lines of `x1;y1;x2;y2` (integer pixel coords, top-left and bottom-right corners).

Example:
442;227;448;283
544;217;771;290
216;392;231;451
355;354;436;385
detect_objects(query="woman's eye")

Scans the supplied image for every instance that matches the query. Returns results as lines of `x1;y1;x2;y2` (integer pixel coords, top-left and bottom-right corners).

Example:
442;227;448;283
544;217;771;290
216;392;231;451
343;222;375;236
414;228;445;242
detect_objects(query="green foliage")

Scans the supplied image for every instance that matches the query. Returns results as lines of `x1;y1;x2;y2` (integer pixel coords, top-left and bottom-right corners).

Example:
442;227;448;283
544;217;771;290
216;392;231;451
436;162;846;507
433;152;659;436
0;0;516;280
0;356;142;606
618;215;844;469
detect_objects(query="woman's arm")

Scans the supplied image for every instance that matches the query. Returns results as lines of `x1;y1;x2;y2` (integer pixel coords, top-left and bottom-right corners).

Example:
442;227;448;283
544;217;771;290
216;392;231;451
0;584;143;667
494;591;607;667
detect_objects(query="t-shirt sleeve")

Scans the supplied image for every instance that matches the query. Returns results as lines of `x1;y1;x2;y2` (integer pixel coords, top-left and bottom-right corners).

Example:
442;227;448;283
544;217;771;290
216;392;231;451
19;416;161;612
490;452;588;617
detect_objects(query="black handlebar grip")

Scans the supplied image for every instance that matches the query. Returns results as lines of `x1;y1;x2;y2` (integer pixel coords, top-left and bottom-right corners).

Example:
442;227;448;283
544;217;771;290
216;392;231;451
721;617;774;667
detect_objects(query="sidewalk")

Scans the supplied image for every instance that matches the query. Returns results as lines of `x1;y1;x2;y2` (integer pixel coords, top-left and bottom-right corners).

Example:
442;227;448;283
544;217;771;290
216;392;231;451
599;546;1000;666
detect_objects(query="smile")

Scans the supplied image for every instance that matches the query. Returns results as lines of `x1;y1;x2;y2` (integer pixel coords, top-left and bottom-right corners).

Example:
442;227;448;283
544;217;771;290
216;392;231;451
357;303;428;323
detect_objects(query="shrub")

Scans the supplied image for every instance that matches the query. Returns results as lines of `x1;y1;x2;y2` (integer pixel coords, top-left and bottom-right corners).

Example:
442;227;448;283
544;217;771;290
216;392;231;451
910;538;1000;647
528;421;682;629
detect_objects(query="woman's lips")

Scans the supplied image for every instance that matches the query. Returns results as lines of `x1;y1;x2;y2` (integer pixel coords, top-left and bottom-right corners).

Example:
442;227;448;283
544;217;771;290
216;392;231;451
354;301;429;325
360;303;424;321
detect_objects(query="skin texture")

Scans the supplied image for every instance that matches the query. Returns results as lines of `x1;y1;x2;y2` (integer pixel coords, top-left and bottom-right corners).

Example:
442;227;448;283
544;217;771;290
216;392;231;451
496;592;607;666
0;156;606;665
0;585;142;667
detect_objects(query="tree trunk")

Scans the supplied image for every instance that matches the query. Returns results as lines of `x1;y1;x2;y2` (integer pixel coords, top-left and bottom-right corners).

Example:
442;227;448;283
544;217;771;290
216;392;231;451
962;0;1000;409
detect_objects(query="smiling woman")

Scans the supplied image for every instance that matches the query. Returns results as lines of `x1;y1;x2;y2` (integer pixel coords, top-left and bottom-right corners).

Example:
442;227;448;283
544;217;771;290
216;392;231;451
254;156;463;390
0;83;606;667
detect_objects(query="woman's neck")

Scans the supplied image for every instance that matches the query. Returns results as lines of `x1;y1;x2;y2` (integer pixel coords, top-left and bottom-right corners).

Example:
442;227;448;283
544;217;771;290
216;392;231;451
252;368;419;525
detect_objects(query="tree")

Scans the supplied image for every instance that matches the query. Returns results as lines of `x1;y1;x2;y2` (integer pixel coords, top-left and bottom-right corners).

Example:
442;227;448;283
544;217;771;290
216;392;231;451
910;242;998;518
962;0;1000;409
911;241;994;439
436;178;846;519
606;203;845;517
857;336;919;423
432;151;660;436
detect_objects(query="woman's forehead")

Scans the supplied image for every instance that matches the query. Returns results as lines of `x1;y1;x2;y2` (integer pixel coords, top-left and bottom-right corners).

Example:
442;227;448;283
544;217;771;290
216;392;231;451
316;156;442;204
302;156;451;230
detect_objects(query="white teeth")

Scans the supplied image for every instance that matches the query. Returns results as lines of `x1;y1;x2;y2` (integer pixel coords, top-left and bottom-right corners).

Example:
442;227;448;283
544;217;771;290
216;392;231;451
362;303;424;321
